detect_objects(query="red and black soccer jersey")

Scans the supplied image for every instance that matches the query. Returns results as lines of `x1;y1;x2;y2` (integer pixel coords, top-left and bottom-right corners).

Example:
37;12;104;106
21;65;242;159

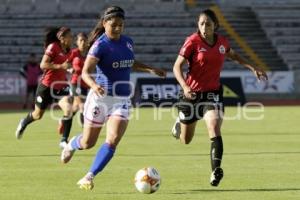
70;48;89;89
179;33;230;92
40;42;72;90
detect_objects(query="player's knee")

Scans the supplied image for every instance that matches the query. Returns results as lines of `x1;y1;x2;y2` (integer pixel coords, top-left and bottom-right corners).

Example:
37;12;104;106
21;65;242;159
32;112;43;120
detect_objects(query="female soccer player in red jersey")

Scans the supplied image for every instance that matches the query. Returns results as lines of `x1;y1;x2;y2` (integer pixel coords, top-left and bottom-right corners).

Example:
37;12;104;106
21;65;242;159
171;9;268;187
70;33;89;126
58;32;89;133
16;27;75;148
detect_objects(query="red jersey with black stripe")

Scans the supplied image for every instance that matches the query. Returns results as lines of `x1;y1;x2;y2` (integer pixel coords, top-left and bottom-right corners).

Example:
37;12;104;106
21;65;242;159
179;33;230;92
70;48;89;89
40;42;72;90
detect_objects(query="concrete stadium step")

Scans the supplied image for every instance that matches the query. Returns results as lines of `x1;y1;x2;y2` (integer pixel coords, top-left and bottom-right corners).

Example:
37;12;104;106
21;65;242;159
220;6;288;71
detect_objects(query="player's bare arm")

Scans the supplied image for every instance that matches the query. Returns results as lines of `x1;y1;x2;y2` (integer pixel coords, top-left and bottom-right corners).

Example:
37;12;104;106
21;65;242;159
132;60;166;78
40;54;71;70
82;55;105;96
173;55;194;99
226;48;268;81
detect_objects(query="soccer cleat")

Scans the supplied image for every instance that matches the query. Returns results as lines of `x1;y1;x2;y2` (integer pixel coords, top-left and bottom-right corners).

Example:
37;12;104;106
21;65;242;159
57;119;64;135
61;144;75;164
171;117;181;139
77;173;94;190
15;119;26;139
59;141;68;149
210;167;224;187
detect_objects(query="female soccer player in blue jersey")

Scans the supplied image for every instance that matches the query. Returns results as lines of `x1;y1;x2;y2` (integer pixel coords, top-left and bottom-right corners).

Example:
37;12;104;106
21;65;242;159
60;6;166;190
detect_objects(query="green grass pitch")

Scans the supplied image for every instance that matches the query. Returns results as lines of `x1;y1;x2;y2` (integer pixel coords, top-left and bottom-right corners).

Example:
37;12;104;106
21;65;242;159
0;106;300;200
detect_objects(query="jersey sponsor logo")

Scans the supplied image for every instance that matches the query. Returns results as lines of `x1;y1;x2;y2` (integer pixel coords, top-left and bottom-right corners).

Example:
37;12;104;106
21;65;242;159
112;59;134;69
219;45;226;54
199;47;207;52
127;42;133;52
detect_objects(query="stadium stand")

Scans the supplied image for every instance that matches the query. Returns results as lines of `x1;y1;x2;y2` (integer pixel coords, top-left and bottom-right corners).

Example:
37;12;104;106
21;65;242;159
253;5;300;70
0;0;293;72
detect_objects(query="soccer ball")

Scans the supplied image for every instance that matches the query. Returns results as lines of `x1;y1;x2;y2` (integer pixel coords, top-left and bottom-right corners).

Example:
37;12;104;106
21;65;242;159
134;167;161;194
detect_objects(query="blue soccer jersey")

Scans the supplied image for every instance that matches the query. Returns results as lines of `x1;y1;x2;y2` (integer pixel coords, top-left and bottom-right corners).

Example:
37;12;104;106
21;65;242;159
88;33;135;96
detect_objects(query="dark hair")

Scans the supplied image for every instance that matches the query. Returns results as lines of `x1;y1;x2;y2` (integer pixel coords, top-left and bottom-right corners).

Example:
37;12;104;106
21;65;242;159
44;26;71;49
88;6;125;47
77;32;88;40
199;9;219;31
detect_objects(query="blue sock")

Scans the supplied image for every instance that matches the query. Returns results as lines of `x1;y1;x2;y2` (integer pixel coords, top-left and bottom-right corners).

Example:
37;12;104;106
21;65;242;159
89;143;115;176
70;134;83;150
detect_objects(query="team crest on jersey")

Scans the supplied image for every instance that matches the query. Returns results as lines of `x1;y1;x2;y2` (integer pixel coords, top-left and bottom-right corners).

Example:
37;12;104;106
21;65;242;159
219;45;226;54
127;42;133;52
92;106;101;117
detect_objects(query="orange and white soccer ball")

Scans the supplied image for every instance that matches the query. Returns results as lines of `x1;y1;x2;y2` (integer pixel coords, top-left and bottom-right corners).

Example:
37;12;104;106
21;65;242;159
134;167;161;194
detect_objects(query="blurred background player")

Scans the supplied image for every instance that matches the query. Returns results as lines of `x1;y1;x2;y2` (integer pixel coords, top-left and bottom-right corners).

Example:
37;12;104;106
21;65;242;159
15;27;75;149
19;53;42;109
58;32;89;134
60;6;166;190
171;9;268;187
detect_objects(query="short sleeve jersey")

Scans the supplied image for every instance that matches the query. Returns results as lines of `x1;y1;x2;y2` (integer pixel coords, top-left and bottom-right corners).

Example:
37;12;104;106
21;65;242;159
88;34;135;96
179;33;230;92
70;48;89;89
40;42;72;90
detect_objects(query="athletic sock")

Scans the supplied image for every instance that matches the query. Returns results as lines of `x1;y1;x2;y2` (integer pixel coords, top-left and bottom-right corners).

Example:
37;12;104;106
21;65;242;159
69;134;83;150
210;136;223;171
89;143;115;176
23;112;34;127
61;116;73;142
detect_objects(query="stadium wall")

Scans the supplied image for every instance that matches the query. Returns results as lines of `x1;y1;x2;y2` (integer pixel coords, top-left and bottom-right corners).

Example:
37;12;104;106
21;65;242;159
0;71;299;109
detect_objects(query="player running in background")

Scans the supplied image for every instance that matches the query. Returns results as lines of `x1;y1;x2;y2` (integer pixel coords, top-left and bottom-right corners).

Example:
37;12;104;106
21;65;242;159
19;53;42;109
171;9;268;186
15;27;75;149
60;6;166;190
58;32;89;133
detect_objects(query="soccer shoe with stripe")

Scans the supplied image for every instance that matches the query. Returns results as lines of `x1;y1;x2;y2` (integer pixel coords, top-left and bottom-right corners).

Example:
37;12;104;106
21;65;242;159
77;173;94;190
210;167;224;187
171;117;181;139
15;119;26;139
60;137;76;163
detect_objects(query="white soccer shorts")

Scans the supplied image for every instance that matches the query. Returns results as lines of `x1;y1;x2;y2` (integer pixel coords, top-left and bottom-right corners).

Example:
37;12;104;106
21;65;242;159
84;91;131;126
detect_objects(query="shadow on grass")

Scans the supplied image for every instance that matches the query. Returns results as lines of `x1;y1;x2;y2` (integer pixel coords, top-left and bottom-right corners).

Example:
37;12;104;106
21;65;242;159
167;188;300;194
188;188;300;192
1;151;300;158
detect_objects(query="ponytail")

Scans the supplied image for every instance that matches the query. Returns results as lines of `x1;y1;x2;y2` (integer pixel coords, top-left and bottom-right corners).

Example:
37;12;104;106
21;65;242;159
44;26;71;49
88;18;105;48
44;27;60;49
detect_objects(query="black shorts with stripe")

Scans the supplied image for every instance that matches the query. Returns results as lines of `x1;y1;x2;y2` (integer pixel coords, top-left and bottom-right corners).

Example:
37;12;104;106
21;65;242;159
35;83;71;110
176;86;224;124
